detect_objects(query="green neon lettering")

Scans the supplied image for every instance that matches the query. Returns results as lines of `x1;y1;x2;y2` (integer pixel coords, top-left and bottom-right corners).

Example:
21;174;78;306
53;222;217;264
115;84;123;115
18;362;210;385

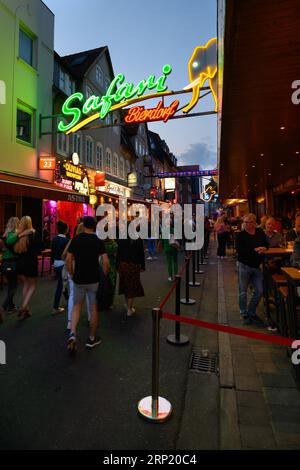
100;74;124;118
58;92;84;132
156;64;172;92
82;96;99;115
114;84;129;102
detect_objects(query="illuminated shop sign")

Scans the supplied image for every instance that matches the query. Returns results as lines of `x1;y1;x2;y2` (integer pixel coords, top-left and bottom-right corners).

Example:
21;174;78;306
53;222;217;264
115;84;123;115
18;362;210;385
127;172;138;188
154;170;218;178
102;181;131;198
58;38;217;135
124;100;179;124
164;178;176;190
39;156;56;170
199;186;216;202
94;171;106;187
55;160;89;196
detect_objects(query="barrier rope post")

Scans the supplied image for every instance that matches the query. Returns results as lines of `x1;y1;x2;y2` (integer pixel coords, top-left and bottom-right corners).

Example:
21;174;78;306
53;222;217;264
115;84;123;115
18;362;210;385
180;256;196;305
195;249;204;274
167;275;189;345
200;247;207;266
189;250;201;288
137;308;172;422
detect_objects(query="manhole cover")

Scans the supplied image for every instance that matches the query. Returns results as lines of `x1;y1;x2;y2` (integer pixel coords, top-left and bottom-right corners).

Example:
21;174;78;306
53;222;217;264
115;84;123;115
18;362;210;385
189;351;218;374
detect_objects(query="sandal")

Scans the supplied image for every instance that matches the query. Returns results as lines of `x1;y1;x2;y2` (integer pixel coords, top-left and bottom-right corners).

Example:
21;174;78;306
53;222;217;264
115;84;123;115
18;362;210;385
18;308;31;321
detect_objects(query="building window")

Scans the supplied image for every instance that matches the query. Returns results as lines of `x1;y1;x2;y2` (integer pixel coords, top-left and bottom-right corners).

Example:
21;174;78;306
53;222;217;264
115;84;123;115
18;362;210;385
57;129;68;155
86;86;93;99
16;103;34;145
96;65;103;86
119;157;125;180
86;137;94;166
96;142;103;170
19;27;34;67
105;148;112;174
105;77;110;91
126;160;131;176
112;153;118;176
72;132;82;160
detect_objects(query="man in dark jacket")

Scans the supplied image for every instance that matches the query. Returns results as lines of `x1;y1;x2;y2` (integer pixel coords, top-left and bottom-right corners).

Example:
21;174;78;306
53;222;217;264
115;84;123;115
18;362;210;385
236;213;268;325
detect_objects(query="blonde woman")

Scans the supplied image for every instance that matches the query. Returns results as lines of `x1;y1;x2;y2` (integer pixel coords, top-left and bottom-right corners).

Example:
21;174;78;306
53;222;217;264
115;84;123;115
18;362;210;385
14;216;43;319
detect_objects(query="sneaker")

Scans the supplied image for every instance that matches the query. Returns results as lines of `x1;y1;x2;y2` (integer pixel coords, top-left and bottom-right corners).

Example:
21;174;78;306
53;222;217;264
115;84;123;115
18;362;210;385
266;324;277;332
86;336;102;348
146;256;153;260
7;305;18;314
240;312;248;320
243;317;253;325
168;277;174;282
52;307;65;315
67;334;77;354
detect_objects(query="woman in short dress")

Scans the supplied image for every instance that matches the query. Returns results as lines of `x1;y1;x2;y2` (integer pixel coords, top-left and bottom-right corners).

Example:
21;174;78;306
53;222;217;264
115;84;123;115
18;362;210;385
14;216;43;319
116;237;145;316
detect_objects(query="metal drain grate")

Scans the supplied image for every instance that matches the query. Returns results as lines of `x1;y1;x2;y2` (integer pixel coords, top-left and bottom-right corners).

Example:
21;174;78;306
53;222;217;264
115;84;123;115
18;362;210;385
189;351;218;374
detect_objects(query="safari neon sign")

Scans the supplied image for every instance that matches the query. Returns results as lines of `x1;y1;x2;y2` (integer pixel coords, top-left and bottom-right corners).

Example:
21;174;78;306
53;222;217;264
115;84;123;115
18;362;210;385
58;38;217;134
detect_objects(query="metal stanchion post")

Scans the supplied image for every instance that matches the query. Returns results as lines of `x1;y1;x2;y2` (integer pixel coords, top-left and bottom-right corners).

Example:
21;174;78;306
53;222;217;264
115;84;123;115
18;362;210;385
189;251;201;287
138;308;172;422
195;249;204;274
200;247;207;265
167;276;189;345
180;257;196;305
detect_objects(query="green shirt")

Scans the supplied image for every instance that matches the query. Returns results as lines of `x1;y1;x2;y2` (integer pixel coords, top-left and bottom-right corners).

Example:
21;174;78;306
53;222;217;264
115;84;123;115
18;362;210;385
3;231;18;260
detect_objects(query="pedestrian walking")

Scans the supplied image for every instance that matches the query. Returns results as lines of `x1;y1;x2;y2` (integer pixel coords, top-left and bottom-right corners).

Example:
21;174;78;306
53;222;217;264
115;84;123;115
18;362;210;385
51;220;69;314
13;216;43;320
66;216;109;353
215;216;228;259
116;234;145;317
236;213;268;326
161;219;179;281
97;237;118;311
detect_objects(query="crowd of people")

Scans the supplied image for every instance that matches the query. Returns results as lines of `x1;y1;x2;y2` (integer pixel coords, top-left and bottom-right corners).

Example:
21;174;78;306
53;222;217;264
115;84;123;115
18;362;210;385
1;207;299;351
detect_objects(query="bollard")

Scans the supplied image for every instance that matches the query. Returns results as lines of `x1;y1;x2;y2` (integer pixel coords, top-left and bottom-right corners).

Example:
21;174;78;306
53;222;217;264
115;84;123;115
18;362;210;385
195;249;204;274
180;256;196;305
138;308;172;422
189;251;201;287
200;247;207;265
167;275;189;345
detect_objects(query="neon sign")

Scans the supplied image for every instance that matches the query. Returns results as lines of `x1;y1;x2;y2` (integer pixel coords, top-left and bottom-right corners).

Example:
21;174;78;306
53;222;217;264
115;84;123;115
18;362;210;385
200;186;216;202
58;38;217;134
125;100;179;124
183;38;217;113
58;65;173;133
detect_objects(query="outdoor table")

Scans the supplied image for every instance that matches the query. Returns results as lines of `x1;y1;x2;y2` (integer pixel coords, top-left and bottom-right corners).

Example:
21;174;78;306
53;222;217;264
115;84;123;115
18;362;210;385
263;248;292;323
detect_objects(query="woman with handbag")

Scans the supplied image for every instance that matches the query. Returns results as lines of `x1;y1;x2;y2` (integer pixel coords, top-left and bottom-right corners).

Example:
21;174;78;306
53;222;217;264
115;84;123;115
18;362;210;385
0;217;34;321
14;216;43;320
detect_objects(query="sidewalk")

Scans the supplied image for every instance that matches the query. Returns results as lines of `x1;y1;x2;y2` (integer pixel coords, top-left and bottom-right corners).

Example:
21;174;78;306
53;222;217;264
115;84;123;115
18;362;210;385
218;250;300;449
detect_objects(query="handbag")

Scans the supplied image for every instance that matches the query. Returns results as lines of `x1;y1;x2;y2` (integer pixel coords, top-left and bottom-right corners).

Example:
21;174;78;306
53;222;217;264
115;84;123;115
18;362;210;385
169;235;180;249
2;259;17;275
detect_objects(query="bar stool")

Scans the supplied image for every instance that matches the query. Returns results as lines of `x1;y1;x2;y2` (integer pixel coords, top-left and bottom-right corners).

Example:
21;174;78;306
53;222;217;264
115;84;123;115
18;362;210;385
271;273;287;326
278;286;289;337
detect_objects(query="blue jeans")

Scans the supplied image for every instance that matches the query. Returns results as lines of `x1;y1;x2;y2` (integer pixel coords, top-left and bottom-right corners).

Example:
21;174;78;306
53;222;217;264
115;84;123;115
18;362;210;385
148;239;156;257
238;262;263;317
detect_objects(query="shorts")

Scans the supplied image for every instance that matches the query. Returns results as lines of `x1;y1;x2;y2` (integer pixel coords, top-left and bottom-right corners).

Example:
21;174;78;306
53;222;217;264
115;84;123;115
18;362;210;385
73;282;99;306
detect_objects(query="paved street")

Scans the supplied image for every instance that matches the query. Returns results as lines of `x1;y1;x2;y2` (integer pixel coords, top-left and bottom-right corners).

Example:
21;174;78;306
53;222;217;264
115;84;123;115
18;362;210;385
0;241;300;450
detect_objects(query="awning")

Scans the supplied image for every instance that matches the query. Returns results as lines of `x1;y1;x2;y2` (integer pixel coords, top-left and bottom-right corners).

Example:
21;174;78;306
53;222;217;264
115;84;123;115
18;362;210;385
0;172;90;204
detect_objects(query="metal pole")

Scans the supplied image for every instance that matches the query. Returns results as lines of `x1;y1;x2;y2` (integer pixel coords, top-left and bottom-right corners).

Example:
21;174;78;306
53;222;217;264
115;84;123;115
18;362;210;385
138;308;172;422
189;251;200;287
200;247;207;265
195;249;204;274
180;257;196;305
167;276;189;345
